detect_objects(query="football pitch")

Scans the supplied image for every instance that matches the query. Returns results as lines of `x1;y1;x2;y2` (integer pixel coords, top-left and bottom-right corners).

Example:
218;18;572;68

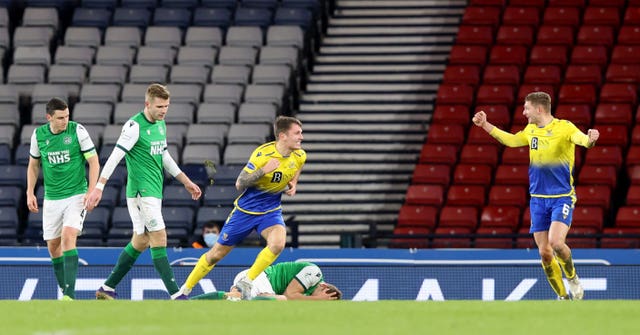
1;300;637;335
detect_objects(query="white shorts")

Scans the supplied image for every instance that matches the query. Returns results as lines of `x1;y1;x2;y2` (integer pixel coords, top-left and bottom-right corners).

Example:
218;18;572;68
232;269;274;298
126;196;166;235
42;194;86;240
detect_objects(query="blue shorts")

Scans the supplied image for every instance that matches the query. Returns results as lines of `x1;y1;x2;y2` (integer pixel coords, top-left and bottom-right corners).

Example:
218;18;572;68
217;207;285;246
529;196;575;233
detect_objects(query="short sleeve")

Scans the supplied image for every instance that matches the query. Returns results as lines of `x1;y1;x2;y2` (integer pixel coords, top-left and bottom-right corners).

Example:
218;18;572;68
76;123;96;151
29;130;40;158
116;120;140;151
294;265;323;290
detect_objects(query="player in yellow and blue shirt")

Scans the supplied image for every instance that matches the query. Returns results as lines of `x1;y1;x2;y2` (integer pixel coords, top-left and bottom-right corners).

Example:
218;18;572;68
180;116;306;299
473;92;599;300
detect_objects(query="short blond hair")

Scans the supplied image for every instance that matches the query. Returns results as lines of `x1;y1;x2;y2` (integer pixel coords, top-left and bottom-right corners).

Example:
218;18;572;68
146;83;170;102
274;116;302;137
525;91;551;113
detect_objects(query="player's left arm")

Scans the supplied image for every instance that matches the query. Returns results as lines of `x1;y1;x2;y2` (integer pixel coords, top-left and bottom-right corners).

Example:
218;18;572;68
571;128;599;148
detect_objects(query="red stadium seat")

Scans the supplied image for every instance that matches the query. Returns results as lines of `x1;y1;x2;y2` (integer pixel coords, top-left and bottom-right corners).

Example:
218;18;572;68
389;227;430;249
594;103;633;126
535;25;575;46
515;226;535;248
517;84;556;105
590;0;625;6
566;227;598;248
600;227;640;248
473;104;511;129
419;144;458;165
510;0;545;6
625;185;640;206
474;227;514;248
529;45;569;68
576;25;614;49
632;125;640;145
432;105;470;128
577;165;618;188
582;7;621;29
523;65;562;88
599;83;637;106
543;7;580;27
475;85;515;107
449;45;488;66
554;104;593;128
615;206;640;228
617;26;640;45
431;227;473;248
558;84;597;108
521;206;531;227
548;0;586;8
405;184;445;208
501;146;529;165
564;65;602;88
611;45;640;64
480;205;521;230
496;25;535;47
629;165;640;184
595;125;629;148
412;164;451;187
456;25;495;46
397;205;438;230
446;185;486;208
438;206;479;230
575;185;612;211
502;7;541;29
605;64;640;85
462;6;502;28
459;144;500;168
489;45;528;69
436;84;475;106
623;7;640;26
626;146;640;167
584;145;623;170
482;65;521;86
426;124;465;146
442;65;481;87
470;0;506;6
570;45;609;70
488;184;528;208
453;163;493;186
571;206;604;231
511;105;528;126
467;125;499;145
494;164;529;186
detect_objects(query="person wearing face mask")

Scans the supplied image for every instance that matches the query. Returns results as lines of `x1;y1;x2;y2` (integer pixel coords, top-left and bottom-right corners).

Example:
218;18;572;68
190;221;222;248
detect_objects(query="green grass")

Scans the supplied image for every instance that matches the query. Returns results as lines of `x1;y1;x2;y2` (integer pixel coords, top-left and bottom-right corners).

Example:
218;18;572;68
1;300;637;335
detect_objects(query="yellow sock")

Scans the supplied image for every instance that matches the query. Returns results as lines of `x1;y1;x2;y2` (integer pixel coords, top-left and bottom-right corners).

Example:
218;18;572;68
184;254;215;289
542;260;568;298
555;254;576;279
246;247;279;280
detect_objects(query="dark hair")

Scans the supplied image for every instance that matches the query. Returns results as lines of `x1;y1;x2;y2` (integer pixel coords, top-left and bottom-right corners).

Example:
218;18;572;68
274;116;302;138
203;221;222;230
146;83;170;102
46;98;68;116
323;283;342;300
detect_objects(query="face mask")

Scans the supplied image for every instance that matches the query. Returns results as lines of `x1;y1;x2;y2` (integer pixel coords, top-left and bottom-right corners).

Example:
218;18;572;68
204;233;218;247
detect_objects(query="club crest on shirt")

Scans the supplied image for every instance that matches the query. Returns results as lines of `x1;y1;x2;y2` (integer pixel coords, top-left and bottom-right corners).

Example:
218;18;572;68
146;129;151;135
158;126;164;135
63;136;72;145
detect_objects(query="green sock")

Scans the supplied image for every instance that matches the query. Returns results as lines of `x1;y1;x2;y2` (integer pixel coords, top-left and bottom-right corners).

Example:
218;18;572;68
189;291;227;300
62;249;79;299
51;256;65;290
104;243;141;289
150;247;179;295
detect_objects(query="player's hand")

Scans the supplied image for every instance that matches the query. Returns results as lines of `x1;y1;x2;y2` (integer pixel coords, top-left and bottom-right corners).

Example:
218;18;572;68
84;188;103;211
472;111;487;127
284;181;297;196
587;129;599;146
185;181;202;200
26;193;38;213
262;158;280;174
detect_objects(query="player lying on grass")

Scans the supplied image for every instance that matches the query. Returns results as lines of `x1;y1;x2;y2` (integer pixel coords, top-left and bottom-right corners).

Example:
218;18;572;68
190;261;342;301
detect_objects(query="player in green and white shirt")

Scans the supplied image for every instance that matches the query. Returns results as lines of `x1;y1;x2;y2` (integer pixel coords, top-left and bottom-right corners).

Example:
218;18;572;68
190;261;342;301
85;84;202;300
26;97;100;300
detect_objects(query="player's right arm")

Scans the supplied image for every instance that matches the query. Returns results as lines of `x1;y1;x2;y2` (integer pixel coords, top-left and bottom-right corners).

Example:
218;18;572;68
473;111;528;147
26;131;40;213
235;158;280;192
